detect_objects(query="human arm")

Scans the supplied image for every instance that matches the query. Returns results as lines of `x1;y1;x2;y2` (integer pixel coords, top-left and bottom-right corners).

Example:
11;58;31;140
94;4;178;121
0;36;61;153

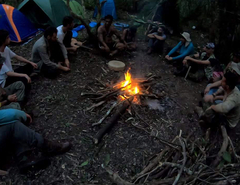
59;42;68;60
113;28;127;45
185;56;210;65
210;99;236;114
14;55;38;69
154;34;166;41
204;80;222;94
98;27;109;50
172;43;194;60
6;71;31;83
167;42;182;57
147;34;156;38
0;109;27;125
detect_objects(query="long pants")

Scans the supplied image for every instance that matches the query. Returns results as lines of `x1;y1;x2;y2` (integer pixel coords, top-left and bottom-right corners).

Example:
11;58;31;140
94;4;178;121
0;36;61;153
5;64;33;95
0;81;25;110
148;38;164;54
0;121;44;164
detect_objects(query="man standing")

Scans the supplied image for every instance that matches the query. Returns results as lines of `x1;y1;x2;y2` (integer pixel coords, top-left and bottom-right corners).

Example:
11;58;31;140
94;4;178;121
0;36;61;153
98;15;126;56
32;27;70;79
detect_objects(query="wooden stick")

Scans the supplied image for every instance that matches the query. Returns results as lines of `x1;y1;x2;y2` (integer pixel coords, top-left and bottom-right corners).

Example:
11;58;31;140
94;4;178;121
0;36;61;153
211;126;229;167
93;98;132;144
86;101;105;111
0;170;8;176
92;102;118;126
184;66;192;80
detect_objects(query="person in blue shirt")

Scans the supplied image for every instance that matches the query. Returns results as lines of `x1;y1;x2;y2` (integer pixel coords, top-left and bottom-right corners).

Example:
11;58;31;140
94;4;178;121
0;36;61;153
165;32;194;63
0;109;72;173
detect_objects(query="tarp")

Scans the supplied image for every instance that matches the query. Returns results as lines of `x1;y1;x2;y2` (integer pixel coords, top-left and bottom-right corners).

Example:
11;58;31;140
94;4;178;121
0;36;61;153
0;4;38;42
18;0;71;27
93;0;117;20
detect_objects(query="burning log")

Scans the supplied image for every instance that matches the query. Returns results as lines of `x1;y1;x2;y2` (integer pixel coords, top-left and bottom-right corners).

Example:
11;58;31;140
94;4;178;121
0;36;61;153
93;98;133;144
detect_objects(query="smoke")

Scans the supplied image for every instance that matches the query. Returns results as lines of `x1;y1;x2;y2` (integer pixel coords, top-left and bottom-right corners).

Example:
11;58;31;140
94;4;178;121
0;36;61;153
146;99;164;112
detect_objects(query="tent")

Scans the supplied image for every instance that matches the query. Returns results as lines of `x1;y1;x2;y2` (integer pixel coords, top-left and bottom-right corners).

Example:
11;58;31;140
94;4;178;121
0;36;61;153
63;0;85;19
93;0;117;20
17;0;71;27
0;4;38;43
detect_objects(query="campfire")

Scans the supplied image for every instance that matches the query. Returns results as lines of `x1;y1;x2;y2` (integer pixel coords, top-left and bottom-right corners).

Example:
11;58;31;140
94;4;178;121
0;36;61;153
81;68;164;144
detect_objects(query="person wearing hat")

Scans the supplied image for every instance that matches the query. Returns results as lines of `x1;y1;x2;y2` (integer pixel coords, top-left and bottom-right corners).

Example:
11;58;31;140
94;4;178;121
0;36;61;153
165;32;194;63
0;56;25;110
147;27;166;54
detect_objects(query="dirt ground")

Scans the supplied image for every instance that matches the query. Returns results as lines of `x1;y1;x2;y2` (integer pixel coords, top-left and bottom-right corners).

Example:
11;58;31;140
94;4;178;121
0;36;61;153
1;31;239;185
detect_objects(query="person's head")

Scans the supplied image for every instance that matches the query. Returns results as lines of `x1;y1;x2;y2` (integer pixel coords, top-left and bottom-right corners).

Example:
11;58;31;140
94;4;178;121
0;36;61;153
233;52;240;63
0;30;10;47
44;27;58;42
104;15;113;28
129;26;137;37
221;71;238;91
157;27;164;34
180;32;191;44
212;71;223;82
204;43;215;54
63;16;74;30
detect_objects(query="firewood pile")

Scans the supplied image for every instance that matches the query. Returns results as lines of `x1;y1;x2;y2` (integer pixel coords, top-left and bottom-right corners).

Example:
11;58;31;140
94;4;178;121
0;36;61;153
81;68;164;144
102;126;240;185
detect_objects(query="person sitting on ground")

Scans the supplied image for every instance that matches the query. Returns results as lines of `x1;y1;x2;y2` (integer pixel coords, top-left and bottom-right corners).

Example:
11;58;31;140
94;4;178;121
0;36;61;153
203;61;240;106
57;16;82;53
180;43;217;80
32;27;70;79
98;15;126;56
147;27;166;55
0;30;37;93
165;32;194;64
122;26;137;51
196;72;240;129
0;108;72;173
0;58;25;110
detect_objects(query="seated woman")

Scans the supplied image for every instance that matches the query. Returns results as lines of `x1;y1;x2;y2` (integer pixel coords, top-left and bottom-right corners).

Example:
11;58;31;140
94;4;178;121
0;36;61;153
165;32;194;64
122;26;137;51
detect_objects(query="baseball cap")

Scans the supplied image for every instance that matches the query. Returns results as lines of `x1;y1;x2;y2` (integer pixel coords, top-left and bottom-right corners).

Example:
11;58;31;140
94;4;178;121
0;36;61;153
206;43;215;49
230;62;240;75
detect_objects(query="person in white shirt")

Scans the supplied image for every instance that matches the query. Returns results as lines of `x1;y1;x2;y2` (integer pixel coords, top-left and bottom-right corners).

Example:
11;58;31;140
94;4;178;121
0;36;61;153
0;30;38;94
57;16;81;53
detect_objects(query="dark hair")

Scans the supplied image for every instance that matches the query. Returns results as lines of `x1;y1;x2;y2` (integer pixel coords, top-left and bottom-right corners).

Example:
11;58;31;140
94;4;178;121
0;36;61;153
104;15;113;21
44;27;57;38
63;16;74;27
129;26;137;35
0;30;9;46
224;71;238;90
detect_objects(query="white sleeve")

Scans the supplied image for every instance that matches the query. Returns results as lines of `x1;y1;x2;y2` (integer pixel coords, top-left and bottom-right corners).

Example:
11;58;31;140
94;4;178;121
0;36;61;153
6;47;16;58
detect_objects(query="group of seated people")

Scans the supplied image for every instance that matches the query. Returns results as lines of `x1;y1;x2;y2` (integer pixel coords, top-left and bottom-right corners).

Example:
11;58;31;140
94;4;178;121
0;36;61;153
0;14;139;174
156;30;240;132
1;13;240;174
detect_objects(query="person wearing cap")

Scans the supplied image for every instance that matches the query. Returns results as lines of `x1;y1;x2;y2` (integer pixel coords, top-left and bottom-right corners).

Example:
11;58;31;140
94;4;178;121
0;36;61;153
181;43;218;81
147;27;166;54
0;56;25;110
165;32;194;62
195;71;240;129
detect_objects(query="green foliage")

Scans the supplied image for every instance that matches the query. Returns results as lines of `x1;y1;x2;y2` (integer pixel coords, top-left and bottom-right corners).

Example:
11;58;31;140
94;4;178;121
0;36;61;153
80;160;89;167
223;151;232;163
84;0;96;10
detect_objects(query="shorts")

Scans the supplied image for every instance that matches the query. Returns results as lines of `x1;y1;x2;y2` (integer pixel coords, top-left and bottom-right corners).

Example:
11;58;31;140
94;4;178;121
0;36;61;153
206;84;223;104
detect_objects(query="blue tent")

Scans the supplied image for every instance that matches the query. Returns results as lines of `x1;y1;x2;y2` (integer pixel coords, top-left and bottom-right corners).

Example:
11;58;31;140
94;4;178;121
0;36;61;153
93;0;117;20
0;4;38;43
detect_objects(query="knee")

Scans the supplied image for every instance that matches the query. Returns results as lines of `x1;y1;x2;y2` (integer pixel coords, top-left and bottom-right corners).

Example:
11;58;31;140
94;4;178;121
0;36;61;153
204;95;213;103
15;81;25;89
117;43;125;51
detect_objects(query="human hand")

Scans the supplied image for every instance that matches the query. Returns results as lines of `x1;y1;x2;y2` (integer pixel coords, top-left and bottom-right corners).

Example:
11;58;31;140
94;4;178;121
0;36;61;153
65;59;70;68
26;113;33;124
165;55;170;60
185;56;191;60
105;46;110;53
204;86;211;94
7;94;17;102
183;59;188;65
31;62;38;69
24;75;31;83
168;57;173;61
59;64;70;72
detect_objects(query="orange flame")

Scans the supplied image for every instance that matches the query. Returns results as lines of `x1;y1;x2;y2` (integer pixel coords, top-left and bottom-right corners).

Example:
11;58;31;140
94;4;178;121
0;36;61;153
114;68;140;103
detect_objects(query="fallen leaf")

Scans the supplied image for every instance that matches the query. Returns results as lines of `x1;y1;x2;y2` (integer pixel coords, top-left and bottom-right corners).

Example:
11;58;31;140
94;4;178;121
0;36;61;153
80;160;89;167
